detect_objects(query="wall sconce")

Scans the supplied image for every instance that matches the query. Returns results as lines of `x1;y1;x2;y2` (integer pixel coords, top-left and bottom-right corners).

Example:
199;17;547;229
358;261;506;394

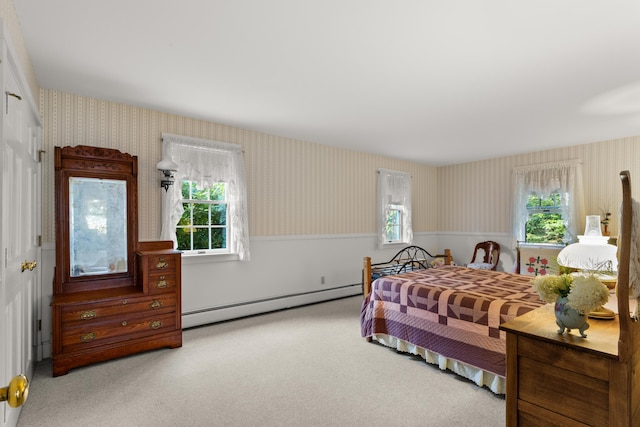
156;158;179;191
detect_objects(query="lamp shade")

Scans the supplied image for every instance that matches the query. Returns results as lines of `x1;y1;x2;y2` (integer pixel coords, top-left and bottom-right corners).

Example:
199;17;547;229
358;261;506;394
557;240;618;272
156;158;178;172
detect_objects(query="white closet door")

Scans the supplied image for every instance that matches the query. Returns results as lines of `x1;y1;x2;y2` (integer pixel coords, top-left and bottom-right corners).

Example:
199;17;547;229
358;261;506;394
0;38;41;427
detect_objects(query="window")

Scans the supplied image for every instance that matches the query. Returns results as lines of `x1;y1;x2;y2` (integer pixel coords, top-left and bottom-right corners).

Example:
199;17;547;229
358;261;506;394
177;181;228;253
377;169;412;248
385;204;403;243
160;133;250;260
525;192;567;243
512;160;584;245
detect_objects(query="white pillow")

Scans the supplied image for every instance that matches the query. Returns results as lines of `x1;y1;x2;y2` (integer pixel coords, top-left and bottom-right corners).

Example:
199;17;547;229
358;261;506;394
467;262;493;270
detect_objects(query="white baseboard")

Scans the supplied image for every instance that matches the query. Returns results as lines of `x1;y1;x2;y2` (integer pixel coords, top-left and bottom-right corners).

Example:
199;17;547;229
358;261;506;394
41;342;51;360
182;284;361;329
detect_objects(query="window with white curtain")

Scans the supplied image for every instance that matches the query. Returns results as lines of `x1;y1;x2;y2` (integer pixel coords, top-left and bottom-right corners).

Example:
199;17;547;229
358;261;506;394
512;160;584;245
160;133;250;261
377;168;413;248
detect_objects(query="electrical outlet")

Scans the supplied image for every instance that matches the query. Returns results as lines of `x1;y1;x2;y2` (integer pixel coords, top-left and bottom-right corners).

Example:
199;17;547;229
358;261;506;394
320;276;325;285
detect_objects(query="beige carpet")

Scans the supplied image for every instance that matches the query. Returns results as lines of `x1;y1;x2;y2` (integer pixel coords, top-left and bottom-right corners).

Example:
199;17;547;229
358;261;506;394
18;296;505;426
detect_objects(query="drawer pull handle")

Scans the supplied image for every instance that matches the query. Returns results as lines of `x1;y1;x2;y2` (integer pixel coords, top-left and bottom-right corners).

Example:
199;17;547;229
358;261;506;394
122;299;128;305
80;310;96;320
150;301;163;309
150;320;163;330
156;258;168;269
156;278;168;288
121;321;128;327
80;333;96;342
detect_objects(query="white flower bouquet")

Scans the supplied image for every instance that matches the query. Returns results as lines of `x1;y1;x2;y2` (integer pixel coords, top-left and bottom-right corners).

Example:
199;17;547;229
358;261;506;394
533;273;609;315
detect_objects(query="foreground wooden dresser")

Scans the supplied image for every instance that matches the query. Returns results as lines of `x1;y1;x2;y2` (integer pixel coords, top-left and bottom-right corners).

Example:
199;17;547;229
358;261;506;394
500;305;624;426
500;170;640;427
52;241;182;377
51;146;182;376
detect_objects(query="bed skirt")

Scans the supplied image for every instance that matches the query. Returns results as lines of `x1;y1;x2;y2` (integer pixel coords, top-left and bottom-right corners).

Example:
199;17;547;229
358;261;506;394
371;333;505;394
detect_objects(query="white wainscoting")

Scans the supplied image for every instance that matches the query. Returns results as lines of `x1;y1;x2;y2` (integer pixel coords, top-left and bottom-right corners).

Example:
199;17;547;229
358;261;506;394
436;232;518;273
179;233;442;328
39;233;445;358
40;243;55;361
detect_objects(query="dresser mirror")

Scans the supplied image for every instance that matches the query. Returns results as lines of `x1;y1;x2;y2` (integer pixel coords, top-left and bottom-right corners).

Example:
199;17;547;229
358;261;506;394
69;177;128;277
54;145;138;293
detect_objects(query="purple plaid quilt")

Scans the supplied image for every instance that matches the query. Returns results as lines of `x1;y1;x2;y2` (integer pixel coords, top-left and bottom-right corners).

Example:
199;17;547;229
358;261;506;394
360;265;544;377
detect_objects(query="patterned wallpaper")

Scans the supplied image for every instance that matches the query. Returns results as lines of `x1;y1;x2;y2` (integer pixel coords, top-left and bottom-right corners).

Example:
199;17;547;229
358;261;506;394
39;89;439;242
437;136;640;236
39;88;640;243
0;0;39;105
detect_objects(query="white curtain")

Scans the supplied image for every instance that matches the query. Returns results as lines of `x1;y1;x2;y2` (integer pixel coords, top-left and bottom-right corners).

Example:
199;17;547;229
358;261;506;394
512;159;584;245
377;168;413;249
160;133;250;261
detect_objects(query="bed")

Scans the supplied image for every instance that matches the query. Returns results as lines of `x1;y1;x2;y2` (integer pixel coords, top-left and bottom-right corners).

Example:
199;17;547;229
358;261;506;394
360;256;544;394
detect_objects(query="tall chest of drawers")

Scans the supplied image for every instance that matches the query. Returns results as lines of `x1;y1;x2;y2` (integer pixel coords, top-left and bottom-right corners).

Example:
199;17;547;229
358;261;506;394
52;146;182;376
52;241;182;377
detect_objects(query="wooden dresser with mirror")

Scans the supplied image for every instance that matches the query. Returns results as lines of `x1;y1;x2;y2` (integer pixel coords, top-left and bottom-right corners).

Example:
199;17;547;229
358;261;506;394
51;145;182;377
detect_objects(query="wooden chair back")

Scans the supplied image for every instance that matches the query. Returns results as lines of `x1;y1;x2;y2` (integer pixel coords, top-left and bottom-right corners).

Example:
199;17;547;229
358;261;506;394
470;240;500;271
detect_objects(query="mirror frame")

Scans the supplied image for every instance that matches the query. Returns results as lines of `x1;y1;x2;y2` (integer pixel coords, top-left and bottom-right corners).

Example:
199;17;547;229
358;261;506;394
54;145;138;294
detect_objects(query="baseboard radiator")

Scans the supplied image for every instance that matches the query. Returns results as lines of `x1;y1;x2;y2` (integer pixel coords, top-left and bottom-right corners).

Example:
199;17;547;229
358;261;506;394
182;284;361;329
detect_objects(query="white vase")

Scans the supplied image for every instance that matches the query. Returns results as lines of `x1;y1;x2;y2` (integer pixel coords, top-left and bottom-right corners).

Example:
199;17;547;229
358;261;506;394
554;296;589;338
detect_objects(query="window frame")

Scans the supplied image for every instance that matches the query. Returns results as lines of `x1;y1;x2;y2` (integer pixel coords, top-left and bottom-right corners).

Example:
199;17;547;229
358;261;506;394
524;192;567;244
512;160;584;245
384;203;404;244
176;180;231;255
160;133;250;261
377;168;413;248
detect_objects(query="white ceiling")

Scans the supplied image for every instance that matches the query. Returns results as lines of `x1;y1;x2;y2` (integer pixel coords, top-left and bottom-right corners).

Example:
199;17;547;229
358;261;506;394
13;0;640;165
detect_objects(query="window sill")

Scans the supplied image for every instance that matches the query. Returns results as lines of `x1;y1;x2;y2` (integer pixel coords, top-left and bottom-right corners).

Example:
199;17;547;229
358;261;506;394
181;252;239;265
383;241;407;246
519;243;566;249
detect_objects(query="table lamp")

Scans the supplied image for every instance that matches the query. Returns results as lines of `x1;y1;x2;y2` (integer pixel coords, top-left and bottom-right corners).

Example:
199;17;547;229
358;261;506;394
557;215;618;319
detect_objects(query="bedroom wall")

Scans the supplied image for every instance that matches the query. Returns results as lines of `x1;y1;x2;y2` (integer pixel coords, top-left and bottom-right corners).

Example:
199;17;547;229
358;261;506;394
0;0;39;104
19;0;638;353
36;88;640;357
437;136;640;271
38;89;441;355
39;90;441;241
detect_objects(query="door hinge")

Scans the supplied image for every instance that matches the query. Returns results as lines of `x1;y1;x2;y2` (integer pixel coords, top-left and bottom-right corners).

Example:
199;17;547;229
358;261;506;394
5;91;22;113
38;150;46;162
38;320;42;331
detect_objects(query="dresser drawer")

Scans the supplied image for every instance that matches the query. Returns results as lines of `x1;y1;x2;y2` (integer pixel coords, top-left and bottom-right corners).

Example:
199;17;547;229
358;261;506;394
61;293;176;323
147;253;179;274
62;312;177;353
517;354;609;426
147;272;178;293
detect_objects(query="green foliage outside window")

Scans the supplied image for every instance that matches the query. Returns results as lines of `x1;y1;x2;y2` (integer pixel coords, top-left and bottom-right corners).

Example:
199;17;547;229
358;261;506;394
176;181;228;252
385;205;402;242
526;213;565;243
525;193;566;243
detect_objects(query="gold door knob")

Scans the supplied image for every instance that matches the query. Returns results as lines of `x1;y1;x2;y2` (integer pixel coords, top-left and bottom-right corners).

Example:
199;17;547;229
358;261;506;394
21;260;37;272
0;374;29;408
